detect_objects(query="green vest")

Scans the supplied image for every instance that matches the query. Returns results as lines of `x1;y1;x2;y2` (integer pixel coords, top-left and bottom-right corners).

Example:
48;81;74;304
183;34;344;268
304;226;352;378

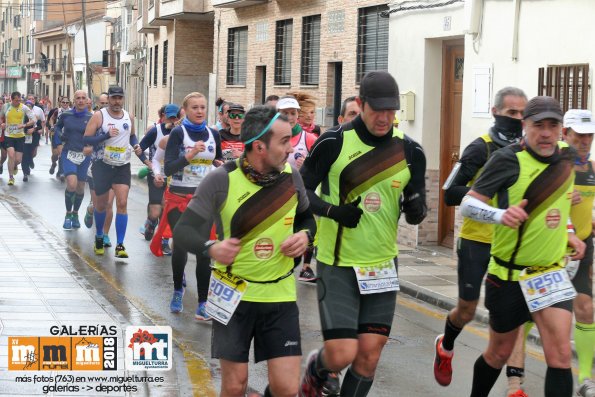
459;134;495;243
214;162;298;302
317;127;411;267
489;142;574;281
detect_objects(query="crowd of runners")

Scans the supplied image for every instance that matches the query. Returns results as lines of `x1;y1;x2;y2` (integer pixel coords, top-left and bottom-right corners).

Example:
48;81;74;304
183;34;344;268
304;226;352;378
2;68;595;397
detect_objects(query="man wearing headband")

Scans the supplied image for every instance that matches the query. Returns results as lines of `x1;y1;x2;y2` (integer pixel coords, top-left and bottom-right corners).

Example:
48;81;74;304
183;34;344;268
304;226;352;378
172;105;316;397
299;71;427;396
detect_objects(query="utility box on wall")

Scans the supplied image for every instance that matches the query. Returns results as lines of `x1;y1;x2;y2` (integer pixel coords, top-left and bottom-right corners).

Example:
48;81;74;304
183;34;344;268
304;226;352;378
399;91;415;121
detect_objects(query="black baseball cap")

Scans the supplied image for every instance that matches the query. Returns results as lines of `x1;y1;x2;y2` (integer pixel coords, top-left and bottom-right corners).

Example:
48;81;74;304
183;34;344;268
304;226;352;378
523;96;563;122
108;86;125;97
227;103;245;113
359;71;400;111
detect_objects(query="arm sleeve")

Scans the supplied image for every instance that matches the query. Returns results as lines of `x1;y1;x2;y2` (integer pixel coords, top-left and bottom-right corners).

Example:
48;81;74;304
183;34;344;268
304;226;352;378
83;131;109;146
471;148;520;199
152;147;164;175
299;129;343;216
164;128;188;176
139;128;157;151
401;135;428;225
172;209;213;256
444;138;490;206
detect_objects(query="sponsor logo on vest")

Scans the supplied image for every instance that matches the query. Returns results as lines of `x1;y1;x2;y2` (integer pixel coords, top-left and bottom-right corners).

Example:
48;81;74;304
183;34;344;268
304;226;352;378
237;191;250;203
391;180;401;188
348;151;362;161
284;216;294;226
254;238;274;259
545;208;561;228
364;192;381;213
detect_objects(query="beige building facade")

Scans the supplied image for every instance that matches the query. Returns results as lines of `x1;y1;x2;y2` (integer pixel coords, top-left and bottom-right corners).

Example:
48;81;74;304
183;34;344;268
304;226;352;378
134;0;214;131
213;0;390;127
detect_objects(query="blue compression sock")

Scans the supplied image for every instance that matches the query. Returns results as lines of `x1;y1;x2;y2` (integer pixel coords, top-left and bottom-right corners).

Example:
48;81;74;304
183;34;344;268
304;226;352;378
94;210;106;237
115;213;128;245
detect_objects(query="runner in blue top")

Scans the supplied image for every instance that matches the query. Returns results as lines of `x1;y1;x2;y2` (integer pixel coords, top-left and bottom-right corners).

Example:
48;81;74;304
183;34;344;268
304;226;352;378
55;90;94;230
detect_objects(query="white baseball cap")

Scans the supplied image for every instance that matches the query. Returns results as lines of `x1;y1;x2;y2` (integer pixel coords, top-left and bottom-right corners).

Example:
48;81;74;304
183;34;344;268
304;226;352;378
563;109;595;134
276;97;300;110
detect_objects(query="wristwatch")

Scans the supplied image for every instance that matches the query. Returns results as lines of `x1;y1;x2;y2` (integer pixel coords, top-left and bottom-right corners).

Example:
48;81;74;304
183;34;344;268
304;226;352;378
303;230;315;248
203;240;217;258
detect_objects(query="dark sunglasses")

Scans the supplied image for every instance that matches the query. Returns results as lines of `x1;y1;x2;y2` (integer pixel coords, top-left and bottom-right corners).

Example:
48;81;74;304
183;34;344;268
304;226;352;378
228;113;245;119
61;101;70;104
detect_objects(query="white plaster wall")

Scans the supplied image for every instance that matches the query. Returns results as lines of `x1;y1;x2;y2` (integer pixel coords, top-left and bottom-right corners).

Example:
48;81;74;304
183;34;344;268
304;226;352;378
461;0;595;148
74;21;105;64
390;0;595;162
388;3;466;169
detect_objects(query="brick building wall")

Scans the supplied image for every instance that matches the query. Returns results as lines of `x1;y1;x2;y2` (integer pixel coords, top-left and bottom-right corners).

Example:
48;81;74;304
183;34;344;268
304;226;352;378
214;0;388;119
146;20;214;126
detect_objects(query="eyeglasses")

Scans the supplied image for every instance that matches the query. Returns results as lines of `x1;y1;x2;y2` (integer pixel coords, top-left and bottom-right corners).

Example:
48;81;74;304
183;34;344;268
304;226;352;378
228;113;245;119
61;101;70;104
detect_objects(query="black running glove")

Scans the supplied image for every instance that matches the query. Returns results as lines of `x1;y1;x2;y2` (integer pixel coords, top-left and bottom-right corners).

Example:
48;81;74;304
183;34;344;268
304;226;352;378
327;196;363;228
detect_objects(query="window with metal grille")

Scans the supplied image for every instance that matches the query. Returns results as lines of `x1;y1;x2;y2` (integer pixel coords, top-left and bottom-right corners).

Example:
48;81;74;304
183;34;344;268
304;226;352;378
153;44;158;86
538;64;590;113
149;47;153;86
300;15;320;85
356;4;389;83
162;40;168;86
227;26;248;85
274;19;293;85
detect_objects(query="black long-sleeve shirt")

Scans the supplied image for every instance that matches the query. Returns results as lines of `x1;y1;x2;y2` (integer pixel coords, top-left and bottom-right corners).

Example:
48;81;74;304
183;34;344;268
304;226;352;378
300;115;427;223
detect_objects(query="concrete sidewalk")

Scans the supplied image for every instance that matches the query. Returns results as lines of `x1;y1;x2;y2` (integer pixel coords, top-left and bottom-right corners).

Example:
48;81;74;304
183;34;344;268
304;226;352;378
0;194;180;396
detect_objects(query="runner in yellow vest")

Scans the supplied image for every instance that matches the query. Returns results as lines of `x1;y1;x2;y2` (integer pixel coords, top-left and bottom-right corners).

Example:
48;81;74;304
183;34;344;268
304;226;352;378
561;109;595;396
460;96;585;397
299;71;427;397
435;87;531;397
172;106;316;397
0;91;36;185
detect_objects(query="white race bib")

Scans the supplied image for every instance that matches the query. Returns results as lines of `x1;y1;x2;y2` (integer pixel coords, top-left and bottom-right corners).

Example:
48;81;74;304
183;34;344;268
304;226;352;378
103;145;130;166
353;260;400;295
7;124;21;137
67;150;85;165
205;269;248;325
519;265;576;312
182;158;211;185
24;134;33;144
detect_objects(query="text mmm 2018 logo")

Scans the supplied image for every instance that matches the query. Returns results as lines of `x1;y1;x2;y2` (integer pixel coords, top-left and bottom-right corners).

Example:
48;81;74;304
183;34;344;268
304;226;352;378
8;336;117;371
125;326;172;370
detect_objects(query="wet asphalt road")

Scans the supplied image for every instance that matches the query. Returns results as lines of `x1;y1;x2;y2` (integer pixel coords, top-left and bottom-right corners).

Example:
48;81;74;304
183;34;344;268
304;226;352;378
3;143;552;396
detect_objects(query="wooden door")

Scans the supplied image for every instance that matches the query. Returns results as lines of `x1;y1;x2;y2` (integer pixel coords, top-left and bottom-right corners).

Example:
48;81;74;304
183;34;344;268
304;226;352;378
438;40;464;248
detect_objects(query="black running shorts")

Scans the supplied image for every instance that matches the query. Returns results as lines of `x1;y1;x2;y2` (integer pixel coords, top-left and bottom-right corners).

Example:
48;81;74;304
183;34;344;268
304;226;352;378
485;273;573;333
211;301;301;363
457;238;491;301
4;137;24;152
572;237;594;297
317;261;397;340
91;160;131;196
147;173;166;205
